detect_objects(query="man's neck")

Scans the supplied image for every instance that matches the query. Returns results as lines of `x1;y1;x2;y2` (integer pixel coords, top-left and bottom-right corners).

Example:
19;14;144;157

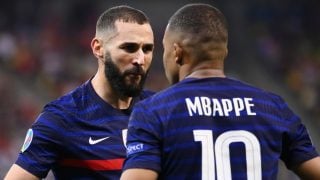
185;69;225;79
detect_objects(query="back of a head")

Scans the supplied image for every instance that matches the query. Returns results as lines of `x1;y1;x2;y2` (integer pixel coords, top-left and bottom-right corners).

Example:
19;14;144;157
168;3;228;43
96;5;150;37
167;3;228;61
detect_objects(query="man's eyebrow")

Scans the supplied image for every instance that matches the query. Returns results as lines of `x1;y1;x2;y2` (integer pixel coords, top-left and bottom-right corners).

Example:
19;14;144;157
144;43;154;46
143;43;154;50
120;42;153;44
118;42;138;47
120;42;137;45
119;42;154;47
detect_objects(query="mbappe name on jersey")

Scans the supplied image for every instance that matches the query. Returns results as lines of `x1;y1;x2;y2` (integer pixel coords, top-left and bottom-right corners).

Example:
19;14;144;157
185;96;256;117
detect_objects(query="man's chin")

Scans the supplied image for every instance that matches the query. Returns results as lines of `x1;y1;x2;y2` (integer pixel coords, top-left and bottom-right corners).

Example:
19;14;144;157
122;88;142;97
121;75;146;97
125;75;142;84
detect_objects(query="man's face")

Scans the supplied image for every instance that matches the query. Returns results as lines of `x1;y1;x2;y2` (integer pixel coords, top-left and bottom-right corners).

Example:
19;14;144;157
162;28;180;85
103;21;154;97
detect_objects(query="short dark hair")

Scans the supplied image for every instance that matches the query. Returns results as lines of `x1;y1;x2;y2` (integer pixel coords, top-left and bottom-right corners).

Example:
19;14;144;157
96;5;149;35
168;3;228;43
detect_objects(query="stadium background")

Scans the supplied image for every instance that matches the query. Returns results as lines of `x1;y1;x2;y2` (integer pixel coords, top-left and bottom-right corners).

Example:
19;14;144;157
0;0;319;179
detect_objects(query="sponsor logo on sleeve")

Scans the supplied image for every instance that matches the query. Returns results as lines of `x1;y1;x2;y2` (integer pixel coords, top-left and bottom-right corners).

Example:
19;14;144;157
126;143;144;155
21;129;33;152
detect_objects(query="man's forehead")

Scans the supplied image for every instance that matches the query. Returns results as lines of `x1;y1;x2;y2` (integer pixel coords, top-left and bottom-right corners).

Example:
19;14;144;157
115;21;153;37
102;21;153;45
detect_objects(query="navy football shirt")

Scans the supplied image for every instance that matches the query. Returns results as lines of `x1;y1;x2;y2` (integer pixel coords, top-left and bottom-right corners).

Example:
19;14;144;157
16;79;154;179
123;77;318;180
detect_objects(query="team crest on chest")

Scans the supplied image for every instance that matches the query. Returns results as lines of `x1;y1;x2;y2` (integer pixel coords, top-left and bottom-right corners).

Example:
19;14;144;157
21;129;33;152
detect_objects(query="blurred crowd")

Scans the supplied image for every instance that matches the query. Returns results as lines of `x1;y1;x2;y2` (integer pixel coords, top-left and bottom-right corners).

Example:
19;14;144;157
247;1;320;126
0;0;319;178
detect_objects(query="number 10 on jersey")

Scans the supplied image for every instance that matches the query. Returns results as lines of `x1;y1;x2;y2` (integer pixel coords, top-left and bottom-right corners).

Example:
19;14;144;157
193;130;262;180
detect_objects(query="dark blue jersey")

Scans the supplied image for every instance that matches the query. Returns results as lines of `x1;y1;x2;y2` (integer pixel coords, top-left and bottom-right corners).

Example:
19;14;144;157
16;79;154;179
123;77;318;180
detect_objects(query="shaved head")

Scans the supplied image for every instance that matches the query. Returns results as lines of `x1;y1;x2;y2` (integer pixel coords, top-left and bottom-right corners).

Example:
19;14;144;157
167;3;228;43
96;5;150;38
166;3;228;61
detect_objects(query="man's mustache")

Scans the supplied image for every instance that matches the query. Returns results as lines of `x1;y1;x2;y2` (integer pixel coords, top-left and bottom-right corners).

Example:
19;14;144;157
124;66;145;76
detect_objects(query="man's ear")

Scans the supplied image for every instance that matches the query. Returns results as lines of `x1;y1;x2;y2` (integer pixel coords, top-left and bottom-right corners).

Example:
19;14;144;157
173;43;183;65
224;48;228;59
91;38;104;59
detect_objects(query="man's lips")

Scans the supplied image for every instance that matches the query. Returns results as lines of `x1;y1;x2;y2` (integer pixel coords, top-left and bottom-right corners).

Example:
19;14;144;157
126;73;143;81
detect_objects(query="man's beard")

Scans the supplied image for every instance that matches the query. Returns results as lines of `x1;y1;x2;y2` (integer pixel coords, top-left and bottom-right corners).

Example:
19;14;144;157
104;54;148;97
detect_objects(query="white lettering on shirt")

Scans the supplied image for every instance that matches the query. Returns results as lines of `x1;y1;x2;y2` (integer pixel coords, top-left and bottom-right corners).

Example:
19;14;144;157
186;97;256;117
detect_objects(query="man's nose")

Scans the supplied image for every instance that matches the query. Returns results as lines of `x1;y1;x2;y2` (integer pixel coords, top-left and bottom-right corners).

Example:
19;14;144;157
132;49;145;65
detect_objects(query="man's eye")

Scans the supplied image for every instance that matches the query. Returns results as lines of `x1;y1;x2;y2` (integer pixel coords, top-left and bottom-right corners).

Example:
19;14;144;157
142;45;154;53
120;44;139;53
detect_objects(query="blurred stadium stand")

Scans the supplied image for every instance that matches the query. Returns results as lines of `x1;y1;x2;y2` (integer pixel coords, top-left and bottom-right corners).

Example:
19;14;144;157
0;0;319;179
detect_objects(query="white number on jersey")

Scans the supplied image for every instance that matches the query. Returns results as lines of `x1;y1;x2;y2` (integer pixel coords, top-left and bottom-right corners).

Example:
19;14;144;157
193;130;262;180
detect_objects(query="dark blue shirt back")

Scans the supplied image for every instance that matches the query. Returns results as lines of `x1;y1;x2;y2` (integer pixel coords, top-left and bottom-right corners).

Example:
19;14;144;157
123;77;318;180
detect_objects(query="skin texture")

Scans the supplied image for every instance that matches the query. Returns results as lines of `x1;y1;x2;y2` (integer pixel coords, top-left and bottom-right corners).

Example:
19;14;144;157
4;21;154;180
293;157;320;180
91;21;154;109
120;169;158;180
5;165;38;180
162;25;227;85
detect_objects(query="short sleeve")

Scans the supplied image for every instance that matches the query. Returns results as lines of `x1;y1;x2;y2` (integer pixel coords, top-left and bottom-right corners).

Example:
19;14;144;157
278;99;319;169
122;102;162;173
15;111;63;178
